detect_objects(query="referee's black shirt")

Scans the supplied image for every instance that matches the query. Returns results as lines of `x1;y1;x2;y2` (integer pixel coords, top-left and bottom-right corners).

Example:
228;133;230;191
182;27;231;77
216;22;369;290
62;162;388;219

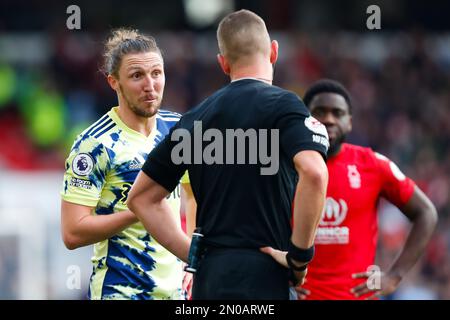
142;78;328;251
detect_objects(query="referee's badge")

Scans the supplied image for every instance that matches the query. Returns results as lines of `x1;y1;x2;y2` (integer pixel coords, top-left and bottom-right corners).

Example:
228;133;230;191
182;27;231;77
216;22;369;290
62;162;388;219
305;116;328;138
72;153;94;176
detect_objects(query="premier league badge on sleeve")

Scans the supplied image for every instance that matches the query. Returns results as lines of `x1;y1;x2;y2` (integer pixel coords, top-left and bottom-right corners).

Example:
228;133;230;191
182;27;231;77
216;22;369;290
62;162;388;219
72;153;94;176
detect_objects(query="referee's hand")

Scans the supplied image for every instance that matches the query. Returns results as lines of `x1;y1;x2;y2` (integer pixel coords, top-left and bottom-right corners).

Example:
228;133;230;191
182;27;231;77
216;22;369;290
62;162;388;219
260;247;288;267
260;247;308;286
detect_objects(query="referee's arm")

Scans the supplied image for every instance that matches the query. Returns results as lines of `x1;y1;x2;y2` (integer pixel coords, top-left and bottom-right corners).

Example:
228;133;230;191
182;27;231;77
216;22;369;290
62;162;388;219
127;171;191;263
291;149;328;250
261;149;328;284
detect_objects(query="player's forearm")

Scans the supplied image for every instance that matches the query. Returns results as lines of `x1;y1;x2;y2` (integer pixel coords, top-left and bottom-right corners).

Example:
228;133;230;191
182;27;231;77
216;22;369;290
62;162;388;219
389;205;437;279
131;198;191;262
63;210;138;249
292;160;328;249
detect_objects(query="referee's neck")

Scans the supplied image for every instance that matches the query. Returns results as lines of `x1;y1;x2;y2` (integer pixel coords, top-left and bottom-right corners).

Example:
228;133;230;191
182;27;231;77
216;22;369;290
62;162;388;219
229;60;273;85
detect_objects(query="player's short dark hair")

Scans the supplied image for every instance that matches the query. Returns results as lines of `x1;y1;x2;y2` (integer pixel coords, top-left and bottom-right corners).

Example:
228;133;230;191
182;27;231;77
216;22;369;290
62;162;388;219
303;79;353;114
101;28;162;78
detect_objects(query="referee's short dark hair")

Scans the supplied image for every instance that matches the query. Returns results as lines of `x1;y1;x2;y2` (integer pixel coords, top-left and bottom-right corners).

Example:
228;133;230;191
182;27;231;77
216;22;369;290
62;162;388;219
303;79;353;114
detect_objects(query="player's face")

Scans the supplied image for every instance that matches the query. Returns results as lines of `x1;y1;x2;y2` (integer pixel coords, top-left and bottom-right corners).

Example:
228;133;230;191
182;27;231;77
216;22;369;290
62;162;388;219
116;51;165;118
309;92;352;155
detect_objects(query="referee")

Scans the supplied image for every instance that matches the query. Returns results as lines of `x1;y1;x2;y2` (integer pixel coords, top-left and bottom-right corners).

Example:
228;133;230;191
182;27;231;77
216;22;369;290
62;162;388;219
128;9;329;299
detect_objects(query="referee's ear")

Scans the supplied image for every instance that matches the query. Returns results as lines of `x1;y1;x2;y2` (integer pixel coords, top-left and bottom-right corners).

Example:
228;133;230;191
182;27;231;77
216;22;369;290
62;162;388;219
270;40;279;65
217;54;230;75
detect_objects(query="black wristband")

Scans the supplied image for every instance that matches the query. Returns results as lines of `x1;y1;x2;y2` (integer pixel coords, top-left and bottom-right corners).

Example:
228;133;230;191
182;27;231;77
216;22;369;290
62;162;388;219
286;252;308;271
287;241;314;263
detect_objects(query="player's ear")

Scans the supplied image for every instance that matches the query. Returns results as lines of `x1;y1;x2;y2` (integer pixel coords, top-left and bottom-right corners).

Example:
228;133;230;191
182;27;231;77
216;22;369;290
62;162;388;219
270;40;278;65
348;115;353;131
217;54;230;75
107;74;119;92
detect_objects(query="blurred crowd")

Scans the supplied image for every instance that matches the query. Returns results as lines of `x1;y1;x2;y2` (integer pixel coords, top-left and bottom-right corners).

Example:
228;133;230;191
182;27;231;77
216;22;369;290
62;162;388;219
0;29;449;299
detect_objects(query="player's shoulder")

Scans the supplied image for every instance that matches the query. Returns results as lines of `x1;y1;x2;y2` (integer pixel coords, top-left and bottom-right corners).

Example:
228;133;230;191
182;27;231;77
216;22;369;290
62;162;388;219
157;109;182;121
71;113;114;153
340;143;379;164
79;112;111;136
343;143;374;154
65;117;112;176
342;143;397;167
156;109;182;132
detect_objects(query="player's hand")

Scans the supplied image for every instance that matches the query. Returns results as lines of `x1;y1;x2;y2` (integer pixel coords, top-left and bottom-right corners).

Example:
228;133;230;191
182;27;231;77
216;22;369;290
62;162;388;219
182;269;193;300
294;286;311;300
260;246;308;286
351;270;402;300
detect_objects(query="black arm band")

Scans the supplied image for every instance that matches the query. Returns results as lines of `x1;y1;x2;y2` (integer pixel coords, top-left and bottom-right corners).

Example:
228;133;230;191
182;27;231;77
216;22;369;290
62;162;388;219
287;241;314;263
286;252;308;271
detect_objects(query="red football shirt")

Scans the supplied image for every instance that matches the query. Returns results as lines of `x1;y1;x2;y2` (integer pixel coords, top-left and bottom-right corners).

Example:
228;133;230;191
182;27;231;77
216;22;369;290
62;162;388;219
302;143;415;300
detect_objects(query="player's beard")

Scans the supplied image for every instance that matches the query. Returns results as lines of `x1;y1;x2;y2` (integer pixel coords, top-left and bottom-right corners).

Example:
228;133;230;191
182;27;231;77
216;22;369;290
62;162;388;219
328;134;346;157
119;84;161;118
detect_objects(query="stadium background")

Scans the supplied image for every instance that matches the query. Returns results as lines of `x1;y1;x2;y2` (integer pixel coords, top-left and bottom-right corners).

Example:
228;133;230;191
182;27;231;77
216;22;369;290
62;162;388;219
0;0;449;299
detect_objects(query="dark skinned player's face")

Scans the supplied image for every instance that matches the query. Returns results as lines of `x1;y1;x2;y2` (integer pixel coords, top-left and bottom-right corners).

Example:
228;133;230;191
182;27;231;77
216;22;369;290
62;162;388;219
309;92;352;156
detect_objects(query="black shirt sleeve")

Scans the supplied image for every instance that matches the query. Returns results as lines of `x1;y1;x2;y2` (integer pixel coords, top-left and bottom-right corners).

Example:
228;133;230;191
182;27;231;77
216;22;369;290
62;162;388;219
274;92;329;161
141;122;188;193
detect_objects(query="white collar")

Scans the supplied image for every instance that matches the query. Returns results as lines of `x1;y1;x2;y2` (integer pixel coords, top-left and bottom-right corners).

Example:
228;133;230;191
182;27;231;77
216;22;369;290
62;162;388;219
231;77;272;85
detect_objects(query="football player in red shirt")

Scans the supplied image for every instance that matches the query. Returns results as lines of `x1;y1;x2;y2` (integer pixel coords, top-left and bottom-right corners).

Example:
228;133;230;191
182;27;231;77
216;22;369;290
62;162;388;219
262;79;437;300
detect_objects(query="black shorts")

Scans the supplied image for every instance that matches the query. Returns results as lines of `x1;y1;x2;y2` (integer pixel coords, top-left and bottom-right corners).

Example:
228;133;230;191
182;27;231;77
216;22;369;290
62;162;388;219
192;247;290;300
